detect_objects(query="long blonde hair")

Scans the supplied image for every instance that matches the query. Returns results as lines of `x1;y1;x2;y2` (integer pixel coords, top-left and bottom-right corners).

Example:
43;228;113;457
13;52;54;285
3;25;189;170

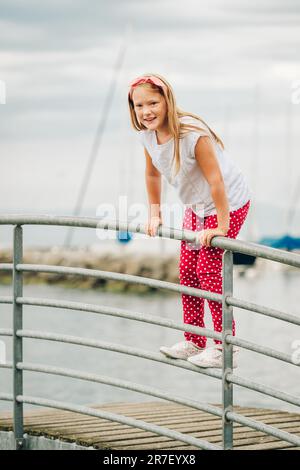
128;72;225;178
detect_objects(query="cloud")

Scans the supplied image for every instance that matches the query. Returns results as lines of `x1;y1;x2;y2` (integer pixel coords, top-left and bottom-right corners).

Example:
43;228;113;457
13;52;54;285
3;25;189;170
1;0;298;54
0;0;299;213
0;0;134;51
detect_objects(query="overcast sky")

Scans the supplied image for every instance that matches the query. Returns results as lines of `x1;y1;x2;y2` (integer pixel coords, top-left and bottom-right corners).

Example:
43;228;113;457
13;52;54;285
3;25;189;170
1;0;300;223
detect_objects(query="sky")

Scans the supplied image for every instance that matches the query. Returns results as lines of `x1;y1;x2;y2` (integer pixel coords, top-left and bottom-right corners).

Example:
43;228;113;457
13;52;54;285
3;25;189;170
0;0;300;242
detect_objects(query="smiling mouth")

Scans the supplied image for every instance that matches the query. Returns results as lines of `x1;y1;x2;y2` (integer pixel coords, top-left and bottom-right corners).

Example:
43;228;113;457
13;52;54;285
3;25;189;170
144;118;156;122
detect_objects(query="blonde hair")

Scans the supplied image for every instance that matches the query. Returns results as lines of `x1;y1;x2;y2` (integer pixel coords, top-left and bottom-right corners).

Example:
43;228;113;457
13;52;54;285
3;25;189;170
128;72;225;179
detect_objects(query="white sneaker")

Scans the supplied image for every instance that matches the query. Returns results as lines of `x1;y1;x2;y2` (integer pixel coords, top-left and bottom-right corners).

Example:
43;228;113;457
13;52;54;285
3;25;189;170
187;346;239;368
159;341;205;360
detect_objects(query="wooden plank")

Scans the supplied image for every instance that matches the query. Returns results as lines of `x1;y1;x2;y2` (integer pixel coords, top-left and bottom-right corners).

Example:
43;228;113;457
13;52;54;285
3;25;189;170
68;425;300;451
0;402;285;423
98;415;300;450
94;419;300;443
62;419;300;441
0;409;217;430
21;411;297;436
112;424;300;450
0;404;287;426
3;406;213;421
44;415;300;443
0;403;205;423
281;447;300;450
236;439;300;451
111;425;300;451
92;423;300;449
1;402;299;451
0;401;186;421
0;409;289;440
88;418;300;449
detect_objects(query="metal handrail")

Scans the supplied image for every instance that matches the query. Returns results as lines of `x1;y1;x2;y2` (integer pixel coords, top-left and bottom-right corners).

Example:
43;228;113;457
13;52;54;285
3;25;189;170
0;214;299;267
6;394;223;450
2;294;299;364
0;214;299;451
1;263;300;325
4;361;224;417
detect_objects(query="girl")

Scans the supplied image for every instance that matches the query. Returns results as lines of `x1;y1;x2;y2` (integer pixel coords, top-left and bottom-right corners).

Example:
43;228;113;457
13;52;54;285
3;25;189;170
128;73;251;368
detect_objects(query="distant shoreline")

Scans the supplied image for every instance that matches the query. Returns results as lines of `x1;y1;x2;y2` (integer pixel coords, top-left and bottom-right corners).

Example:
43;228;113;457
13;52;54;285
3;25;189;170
1;246;298;294
0;247;180;294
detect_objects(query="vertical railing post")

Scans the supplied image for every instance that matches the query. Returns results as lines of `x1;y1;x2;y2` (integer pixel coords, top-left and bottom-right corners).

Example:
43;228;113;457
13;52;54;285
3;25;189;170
222;250;234;450
13;225;25;450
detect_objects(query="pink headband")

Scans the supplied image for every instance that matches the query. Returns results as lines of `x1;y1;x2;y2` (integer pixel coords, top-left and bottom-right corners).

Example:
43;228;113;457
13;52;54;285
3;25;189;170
128;75;167;99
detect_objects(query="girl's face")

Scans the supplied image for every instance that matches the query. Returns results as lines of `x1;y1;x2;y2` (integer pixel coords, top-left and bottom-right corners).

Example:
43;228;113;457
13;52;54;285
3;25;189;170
132;86;169;131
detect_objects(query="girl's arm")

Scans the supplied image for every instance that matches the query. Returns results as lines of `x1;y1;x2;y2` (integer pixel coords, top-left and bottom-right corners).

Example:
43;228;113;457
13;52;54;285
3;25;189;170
144;147;161;217
194;136;230;235
144;148;162;235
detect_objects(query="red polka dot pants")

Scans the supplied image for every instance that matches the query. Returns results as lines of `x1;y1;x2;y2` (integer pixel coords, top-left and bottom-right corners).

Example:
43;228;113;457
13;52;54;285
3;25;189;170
179;200;251;348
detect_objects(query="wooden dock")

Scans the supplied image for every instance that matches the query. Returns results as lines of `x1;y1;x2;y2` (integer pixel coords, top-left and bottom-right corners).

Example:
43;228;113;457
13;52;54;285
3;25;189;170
1;402;300;450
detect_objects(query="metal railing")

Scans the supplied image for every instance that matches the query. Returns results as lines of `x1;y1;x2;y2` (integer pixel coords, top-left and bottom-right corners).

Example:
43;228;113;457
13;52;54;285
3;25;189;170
0;214;300;450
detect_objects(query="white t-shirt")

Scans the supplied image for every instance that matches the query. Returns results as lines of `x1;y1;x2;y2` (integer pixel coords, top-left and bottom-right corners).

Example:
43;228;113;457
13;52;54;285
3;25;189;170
138;115;251;217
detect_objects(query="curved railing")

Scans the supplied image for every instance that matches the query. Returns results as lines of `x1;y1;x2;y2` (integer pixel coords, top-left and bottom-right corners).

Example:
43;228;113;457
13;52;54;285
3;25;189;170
0;215;300;450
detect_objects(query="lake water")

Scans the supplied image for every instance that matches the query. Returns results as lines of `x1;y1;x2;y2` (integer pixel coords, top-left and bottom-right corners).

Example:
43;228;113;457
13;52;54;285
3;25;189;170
0;265;300;415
